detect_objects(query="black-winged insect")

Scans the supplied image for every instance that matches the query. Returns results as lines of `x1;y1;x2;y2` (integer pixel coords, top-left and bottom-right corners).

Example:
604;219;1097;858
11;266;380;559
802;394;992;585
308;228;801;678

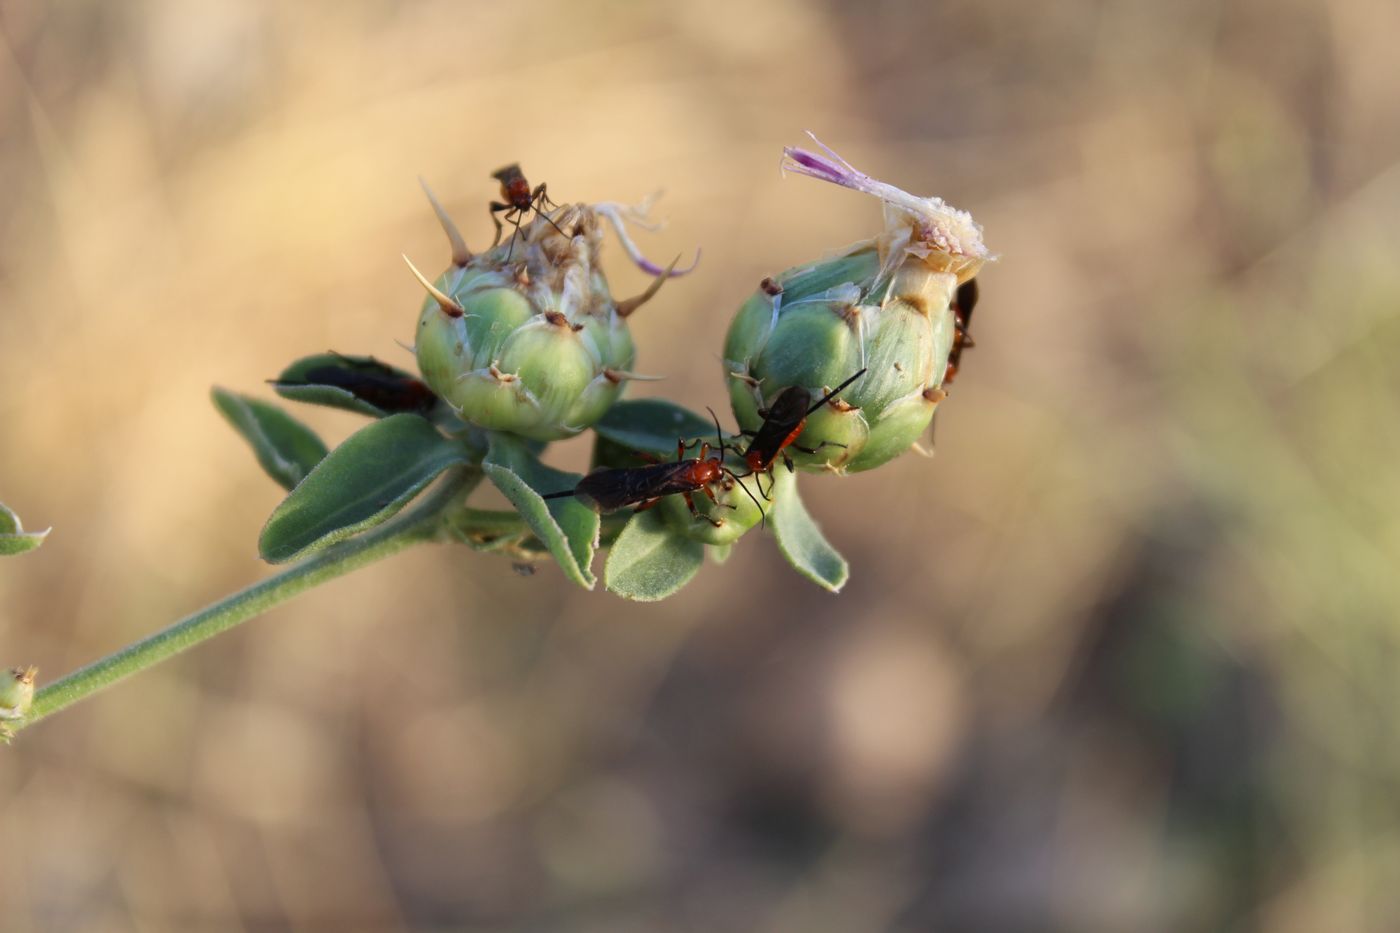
926;277;980;450
738;368;866;496
943;277;978;387
271;355;438;414
542;411;765;527
490;163;564;257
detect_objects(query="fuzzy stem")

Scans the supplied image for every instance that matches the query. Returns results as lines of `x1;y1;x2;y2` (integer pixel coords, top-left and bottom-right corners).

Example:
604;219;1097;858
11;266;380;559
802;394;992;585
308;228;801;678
18;470;476;732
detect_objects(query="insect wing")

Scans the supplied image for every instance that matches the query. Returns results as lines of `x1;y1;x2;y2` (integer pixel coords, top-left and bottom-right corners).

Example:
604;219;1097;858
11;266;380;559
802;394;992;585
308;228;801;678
574;462;700;512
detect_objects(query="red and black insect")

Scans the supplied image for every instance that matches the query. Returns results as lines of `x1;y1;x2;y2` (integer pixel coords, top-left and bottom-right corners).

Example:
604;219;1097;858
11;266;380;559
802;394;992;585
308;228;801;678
738;368;866;496
490;163;564;256
272;355;438;414
542;411;764;526
942;277;979;387
926;277;980;449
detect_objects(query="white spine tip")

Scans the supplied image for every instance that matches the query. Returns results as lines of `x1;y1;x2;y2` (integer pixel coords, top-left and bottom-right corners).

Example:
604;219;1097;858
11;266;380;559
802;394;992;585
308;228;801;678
403;254;464;317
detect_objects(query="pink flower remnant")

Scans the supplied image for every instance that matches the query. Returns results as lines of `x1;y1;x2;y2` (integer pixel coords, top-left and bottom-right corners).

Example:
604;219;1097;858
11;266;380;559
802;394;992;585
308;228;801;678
781;133;991;268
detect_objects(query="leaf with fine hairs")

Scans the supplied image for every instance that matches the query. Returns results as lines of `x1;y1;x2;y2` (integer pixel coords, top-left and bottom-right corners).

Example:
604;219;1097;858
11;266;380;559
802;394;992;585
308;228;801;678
604;509;704;601
483;434;598;589
768;467;848;592
259;414;468;563
212;388;328;491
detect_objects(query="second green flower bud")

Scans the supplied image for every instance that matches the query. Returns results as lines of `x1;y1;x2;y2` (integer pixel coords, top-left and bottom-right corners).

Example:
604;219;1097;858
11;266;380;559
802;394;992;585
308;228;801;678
725;137;991;473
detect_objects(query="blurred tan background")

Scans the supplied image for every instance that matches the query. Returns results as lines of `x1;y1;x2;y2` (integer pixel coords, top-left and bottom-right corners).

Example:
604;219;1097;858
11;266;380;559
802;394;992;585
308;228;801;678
3;0;1399;930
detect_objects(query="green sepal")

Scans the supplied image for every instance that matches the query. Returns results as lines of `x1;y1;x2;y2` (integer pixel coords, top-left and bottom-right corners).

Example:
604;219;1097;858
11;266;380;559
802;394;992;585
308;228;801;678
758;300;864;392
604;509;703;601
777;246;881;304
846;393;936;473
259;414;469;563
709;543;733;565
482;434;598;589
271;353;422;417
593;399;731;458
768;468;848;592
212;387;328;491
0;502;48;556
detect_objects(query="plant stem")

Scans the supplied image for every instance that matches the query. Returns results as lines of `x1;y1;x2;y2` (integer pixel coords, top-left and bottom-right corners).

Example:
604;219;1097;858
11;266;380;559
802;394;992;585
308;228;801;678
19;470;475;732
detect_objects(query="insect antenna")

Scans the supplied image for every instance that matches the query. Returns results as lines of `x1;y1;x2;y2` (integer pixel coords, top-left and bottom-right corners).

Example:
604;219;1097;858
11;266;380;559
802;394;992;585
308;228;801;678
535;200;567;238
727;465;767;529
705;406;728;459
707;406;767;528
804;367;867;417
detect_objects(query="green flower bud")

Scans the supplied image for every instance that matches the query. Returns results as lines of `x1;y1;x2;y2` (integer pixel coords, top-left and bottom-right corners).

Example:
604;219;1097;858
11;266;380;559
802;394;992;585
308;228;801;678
409;185;692;441
0;666;36;738
725;136;992;473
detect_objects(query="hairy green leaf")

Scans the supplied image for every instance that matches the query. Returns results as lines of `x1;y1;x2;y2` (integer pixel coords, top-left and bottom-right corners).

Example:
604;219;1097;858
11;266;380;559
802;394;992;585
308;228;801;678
605;509;703;601
0;502;48;556
769;467;848;592
593;399;734;458
259;414;468;563
212;388;328;491
483;434;598;589
271;353;429;417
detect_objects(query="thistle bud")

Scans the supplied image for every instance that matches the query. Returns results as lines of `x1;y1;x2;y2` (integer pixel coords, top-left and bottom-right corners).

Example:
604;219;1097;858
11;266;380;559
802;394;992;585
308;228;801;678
411;188;693;441
0;666;36;737
724;136;992;472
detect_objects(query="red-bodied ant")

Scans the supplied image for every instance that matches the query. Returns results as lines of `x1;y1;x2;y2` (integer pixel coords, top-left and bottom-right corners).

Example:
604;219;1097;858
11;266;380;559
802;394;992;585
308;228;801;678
271;354;438;415
542;410;765;527
738;368;866;497
490;163;565;259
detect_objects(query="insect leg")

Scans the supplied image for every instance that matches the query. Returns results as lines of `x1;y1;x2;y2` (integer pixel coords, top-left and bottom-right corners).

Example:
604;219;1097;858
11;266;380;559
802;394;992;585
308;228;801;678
724;468;769;528
790;440;848;455
756;469;773;500
489;201;510;247
505;210;527;261
701;483;736;511
532;184;566;236
685;491;724;527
